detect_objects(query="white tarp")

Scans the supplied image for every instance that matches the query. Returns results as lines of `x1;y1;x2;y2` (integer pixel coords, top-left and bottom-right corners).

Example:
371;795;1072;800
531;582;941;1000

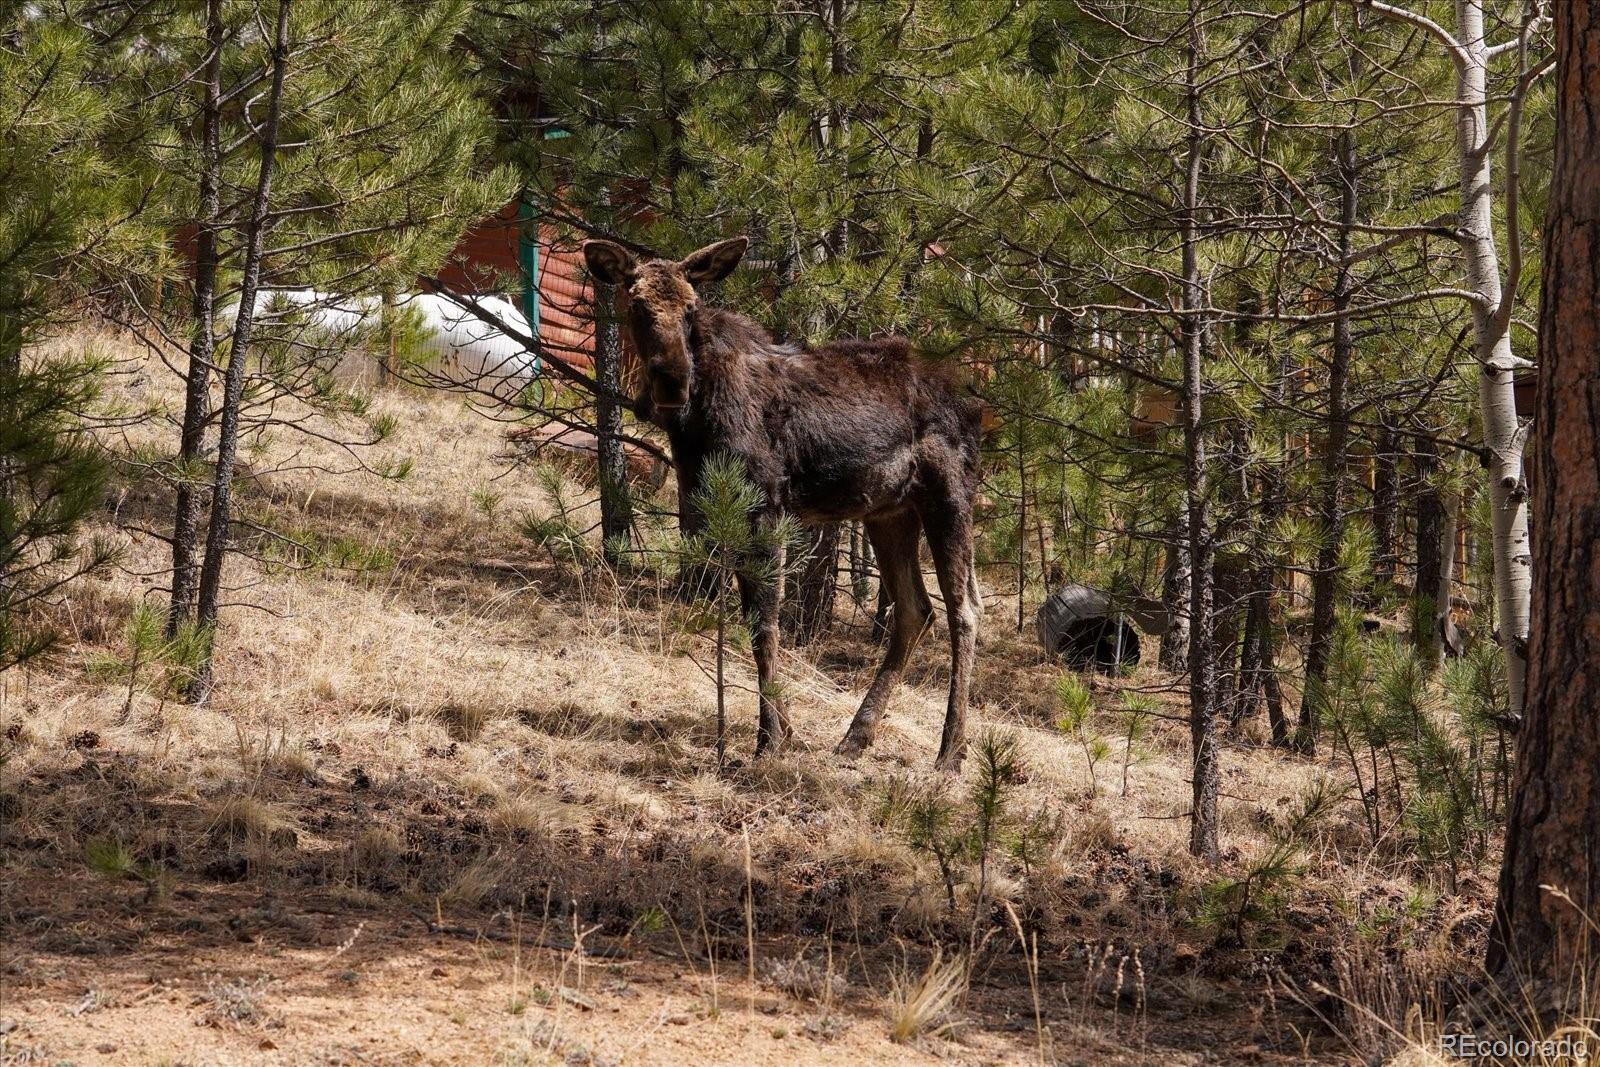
218;289;539;384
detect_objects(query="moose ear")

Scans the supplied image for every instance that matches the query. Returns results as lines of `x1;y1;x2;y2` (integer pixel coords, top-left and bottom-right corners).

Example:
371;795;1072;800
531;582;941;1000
582;240;637;286
679;237;748;287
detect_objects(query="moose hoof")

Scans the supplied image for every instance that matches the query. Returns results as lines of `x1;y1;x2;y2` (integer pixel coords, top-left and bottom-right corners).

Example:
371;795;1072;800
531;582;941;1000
933;751;965;776
834;735;869;760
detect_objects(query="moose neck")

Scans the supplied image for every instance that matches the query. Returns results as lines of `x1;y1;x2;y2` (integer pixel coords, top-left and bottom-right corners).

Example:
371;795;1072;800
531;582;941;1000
657;305;779;496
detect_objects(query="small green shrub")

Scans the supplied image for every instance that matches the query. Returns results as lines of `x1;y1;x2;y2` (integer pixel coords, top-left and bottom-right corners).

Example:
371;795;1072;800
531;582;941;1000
1195;777;1341;949
89;602;211;713
877;732;1058;917
1055;673;1110;796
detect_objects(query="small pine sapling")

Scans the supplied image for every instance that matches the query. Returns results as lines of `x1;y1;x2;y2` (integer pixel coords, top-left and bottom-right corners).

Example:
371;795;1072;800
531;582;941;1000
967;732;1022;950
517;464;594;570
88;603;211;724
1197;777;1341;949
1055;673;1110;797
1117;691;1157;797
677;453;799;768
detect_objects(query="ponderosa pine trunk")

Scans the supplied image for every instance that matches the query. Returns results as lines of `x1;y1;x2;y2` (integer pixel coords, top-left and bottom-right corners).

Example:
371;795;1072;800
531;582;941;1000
1413;435;1445;660
1487;0;1600;991
1296;130;1358;755
1372;429;1400;593
1159;526;1191;672
592;279;633;563
187;0;290;703
168;0;224;637
1232;294;1290;744
1435;482;1463;662
789;524;840;645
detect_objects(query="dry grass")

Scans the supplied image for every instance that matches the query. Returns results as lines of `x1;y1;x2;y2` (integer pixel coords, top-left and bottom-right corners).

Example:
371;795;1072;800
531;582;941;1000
206;794;291;845
0;326;1512;1065
884;948;966;1044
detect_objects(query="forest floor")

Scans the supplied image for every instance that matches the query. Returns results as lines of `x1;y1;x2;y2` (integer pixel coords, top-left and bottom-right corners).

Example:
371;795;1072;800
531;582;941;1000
0;330;1495;1065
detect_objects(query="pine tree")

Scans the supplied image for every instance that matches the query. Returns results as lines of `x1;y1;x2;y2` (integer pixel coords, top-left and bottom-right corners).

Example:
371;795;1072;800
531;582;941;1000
1;5;157;671
0;358;119;672
124;0;510;700
676;453;800;768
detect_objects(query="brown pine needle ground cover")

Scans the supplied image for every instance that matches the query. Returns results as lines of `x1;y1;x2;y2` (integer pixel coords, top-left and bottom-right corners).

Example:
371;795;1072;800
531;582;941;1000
0;330;1496;1065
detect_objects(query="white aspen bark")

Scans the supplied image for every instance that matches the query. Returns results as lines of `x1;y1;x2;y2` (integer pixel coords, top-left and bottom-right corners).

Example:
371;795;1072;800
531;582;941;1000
1456;0;1531;717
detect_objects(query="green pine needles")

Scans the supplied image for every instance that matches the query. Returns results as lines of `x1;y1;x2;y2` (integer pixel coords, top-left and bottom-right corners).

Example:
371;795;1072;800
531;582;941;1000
1;357;120;672
679;453;801;768
86;602;211;722
1312;614;1511;891
876;731;1059;922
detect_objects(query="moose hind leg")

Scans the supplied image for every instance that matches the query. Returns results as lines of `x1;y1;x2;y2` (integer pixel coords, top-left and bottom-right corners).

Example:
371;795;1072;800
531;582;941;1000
924;503;978;772
836;514;931;758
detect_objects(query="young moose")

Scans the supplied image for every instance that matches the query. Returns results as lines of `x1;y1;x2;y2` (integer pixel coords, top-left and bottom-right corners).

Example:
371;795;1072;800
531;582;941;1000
583;236;983;770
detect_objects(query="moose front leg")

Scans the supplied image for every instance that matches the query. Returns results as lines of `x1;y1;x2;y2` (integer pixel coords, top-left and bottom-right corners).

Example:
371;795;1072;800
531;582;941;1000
739;544;791;757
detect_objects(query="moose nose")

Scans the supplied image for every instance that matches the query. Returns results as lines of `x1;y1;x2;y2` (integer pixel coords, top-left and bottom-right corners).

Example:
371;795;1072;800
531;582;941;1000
652;376;688;409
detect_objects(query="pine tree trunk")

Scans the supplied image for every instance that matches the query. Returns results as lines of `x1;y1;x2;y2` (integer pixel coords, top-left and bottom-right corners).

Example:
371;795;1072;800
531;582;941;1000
1212;583;1241;726
1159;521;1191;672
1372;429;1400;593
1296;130;1358;755
1258;453;1290;745
0;326;18;502
1015;436;1027;632
1487;0;1600;991
1435;483;1463;663
592;280;632;563
1232;588;1263;726
789;524;840;645
1232;291;1290;744
848;521;871;604
168;0;224;637
187;0;290;704
1413;435;1444;660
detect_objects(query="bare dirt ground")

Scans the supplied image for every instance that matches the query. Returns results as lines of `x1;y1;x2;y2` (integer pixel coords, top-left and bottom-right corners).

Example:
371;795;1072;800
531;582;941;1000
0;330;1492;1065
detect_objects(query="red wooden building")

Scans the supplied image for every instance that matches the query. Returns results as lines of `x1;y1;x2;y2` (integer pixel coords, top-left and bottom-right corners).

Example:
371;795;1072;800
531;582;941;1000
432;198;596;373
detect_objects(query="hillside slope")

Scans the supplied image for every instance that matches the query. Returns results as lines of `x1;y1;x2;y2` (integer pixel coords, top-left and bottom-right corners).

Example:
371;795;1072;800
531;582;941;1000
0;331;1488;1065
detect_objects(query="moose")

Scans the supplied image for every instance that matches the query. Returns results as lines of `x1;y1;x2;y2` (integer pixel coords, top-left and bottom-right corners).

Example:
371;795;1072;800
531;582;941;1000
582;236;983;771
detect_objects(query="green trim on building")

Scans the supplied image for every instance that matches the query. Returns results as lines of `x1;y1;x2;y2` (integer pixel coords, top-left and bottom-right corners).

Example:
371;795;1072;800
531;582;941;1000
516;194;541;376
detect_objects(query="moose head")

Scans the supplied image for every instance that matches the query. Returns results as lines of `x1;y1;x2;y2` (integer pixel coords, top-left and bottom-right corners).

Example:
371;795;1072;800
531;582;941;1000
581;237;749;412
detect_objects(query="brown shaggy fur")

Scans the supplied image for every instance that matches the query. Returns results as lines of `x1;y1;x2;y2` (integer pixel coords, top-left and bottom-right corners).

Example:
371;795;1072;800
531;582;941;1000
584;237;983;770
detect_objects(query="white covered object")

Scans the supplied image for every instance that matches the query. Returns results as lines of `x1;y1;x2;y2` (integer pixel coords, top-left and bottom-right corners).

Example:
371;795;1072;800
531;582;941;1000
218;289;539;384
